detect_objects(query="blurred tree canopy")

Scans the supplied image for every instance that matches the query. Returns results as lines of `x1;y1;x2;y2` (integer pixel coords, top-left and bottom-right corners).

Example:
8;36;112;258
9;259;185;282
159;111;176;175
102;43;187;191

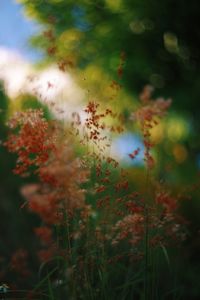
18;0;200;115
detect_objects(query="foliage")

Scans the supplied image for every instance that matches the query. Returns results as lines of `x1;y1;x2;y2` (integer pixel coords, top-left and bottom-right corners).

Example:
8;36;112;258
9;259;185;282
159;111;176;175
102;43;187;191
17;0;200;113
1;1;200;299
2;86;190;299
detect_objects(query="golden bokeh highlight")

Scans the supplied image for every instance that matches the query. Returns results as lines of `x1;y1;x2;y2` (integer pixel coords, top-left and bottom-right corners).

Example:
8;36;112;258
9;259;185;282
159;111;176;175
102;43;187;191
167;118;189;141
150;122;165;144
173;144;188;163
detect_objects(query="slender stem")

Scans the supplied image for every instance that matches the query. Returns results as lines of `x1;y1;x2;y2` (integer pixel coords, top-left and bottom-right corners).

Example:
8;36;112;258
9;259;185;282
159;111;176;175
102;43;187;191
144;204;149;300
144;169;150;300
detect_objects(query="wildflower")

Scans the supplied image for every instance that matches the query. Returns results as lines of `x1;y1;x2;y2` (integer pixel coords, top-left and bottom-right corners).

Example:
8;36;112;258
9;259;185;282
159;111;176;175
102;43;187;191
95;185;106;193
4;109;56;175
5;110;90;225
131;85;171;169
112;214;144;246
155;190;177;212
129;147;140;159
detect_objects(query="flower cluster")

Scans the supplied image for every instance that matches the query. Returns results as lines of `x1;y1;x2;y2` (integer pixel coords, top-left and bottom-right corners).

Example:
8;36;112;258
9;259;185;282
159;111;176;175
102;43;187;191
4;109;56;175
5;109;90;262
131;85;171;168
3;93;187;297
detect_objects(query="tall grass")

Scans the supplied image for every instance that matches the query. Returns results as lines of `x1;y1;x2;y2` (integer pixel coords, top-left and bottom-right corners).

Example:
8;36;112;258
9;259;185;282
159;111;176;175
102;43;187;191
2;85;188;300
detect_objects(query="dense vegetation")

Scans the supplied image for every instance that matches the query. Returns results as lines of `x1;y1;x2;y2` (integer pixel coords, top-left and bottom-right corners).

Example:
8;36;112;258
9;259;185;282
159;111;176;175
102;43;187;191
0;1;200;299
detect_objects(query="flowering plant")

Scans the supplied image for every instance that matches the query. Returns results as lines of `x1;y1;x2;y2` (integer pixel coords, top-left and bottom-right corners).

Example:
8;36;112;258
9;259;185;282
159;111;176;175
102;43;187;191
3;84;188;300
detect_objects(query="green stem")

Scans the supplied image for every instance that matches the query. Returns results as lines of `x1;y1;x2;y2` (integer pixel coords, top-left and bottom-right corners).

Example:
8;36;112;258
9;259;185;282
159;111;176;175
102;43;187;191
144;204;149;300
144;169;150;300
